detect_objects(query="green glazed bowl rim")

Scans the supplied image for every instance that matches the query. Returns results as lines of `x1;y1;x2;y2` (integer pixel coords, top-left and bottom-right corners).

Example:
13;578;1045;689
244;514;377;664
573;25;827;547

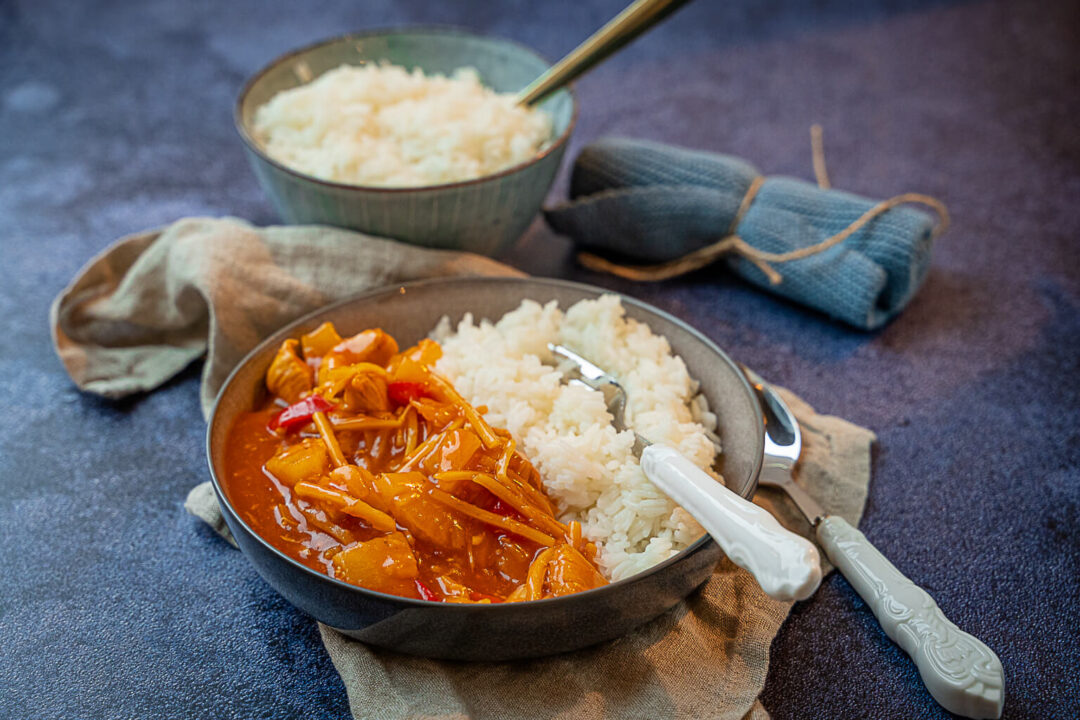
234;26;579;194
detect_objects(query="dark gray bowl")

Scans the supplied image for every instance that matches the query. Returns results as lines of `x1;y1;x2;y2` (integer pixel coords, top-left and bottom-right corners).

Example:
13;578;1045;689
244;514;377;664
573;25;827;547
206;277;763;660
235;28;577;256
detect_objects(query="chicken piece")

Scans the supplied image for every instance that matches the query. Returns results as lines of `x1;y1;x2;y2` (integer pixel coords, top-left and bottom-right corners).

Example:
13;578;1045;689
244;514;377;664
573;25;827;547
492;535;533;585
542;544;608;597
329;465;377;502
430;575;499;604
320;329;399;382
410;398;459;429
300;322;343;360
433;574;473;603
505;585;529;603
415;427;482;475
513;543;608;601
343;371;391;414
374;472;468;552
400;338;442;367
317;364;360;400
437;427;483;472
371;471;426;499
332;532;419;596
266;339;313;403
265;438;328;486
387;355;428;385
330;465;395;517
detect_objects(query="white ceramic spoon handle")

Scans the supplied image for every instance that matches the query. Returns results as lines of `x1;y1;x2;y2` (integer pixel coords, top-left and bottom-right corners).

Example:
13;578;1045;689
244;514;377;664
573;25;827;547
816;516;1005;719
640;444;822;601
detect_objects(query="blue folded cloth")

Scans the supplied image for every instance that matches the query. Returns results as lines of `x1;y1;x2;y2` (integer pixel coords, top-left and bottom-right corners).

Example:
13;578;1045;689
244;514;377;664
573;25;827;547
544;138;939;330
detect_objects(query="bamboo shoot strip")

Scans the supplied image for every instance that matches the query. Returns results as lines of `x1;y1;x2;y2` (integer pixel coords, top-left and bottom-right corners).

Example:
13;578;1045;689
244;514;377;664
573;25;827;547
524;547;555;600
433;471;477;482
298;505;354;544
340;499;397;532
568;520;583;549
427;486;556;546
563;537;596;569
295;481;396;532
496;435;516;480
331;415;406;431
293;481;353;508
492;436;555;515
399;418;464;470
313;411;348;467
498;463;557;516
404;406;419;455
427;373;500;448
372;428;391;466
470;473;567;538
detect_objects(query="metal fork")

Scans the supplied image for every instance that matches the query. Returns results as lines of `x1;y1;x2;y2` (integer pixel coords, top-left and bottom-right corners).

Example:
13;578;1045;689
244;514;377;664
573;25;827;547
549;344;822;602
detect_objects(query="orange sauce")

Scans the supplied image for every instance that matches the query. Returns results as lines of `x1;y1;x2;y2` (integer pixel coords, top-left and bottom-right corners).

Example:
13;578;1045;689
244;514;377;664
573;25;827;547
220;323;607;603
224;404;541;599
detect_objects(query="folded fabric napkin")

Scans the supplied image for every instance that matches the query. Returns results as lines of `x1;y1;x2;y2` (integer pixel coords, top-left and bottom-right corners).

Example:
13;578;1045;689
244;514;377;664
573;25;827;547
52;217;875;720
544;137;943;330
51;217;519;417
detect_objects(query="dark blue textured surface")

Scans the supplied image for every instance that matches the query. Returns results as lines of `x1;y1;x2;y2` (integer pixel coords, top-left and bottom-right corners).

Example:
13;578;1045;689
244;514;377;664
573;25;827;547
1;0;1077;718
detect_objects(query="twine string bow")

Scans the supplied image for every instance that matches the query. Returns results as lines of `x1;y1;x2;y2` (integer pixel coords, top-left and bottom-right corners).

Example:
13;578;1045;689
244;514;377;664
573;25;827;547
577;126;950;285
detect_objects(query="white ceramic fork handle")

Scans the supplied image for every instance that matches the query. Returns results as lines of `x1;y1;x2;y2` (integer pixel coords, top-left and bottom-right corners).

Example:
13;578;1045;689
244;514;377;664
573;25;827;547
817;516;1005;719
640;444;822;601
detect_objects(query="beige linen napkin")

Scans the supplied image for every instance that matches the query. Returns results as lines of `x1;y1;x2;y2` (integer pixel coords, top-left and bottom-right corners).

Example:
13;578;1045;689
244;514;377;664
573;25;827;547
51;217;521;418
53;218;875;720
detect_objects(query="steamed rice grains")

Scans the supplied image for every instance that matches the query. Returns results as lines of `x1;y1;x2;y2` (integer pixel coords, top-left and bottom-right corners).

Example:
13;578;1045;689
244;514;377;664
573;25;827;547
434;295;719;581
252;63;553;187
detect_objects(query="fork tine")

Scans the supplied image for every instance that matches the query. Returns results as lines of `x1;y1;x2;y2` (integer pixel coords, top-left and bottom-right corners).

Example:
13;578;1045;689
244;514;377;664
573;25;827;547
548;343;631;433
548;343;609;382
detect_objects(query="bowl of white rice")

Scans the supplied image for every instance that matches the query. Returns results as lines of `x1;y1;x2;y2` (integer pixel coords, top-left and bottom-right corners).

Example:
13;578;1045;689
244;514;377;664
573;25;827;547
208;277;765;659
235;29;576;256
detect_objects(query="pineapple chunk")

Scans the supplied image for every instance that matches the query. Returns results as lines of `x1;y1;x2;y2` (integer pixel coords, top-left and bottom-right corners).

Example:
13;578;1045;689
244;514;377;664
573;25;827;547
332;533;419;596
300;322;343;360
265;438;328;486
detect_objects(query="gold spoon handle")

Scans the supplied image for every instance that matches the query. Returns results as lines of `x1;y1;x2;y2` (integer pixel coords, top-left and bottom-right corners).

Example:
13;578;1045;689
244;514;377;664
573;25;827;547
516;0;694;106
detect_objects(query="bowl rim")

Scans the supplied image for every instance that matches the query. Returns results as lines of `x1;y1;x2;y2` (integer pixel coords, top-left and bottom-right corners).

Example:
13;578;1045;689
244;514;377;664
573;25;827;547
234;26;579;194
206;276;765;611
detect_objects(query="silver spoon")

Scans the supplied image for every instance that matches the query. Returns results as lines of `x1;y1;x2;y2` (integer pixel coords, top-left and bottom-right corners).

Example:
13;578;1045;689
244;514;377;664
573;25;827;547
517;0;694;106
742;365;1005;720
549;343;822;602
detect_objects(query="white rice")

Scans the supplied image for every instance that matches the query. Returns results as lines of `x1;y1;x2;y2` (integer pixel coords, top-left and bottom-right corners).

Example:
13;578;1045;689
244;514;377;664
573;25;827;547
252;63;553;187
433;295;721;581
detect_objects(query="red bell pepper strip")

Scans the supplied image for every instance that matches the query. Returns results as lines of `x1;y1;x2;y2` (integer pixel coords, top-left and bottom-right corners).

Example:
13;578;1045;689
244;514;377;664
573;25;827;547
415;580;441;602
268;395;335;433
388;381;428;407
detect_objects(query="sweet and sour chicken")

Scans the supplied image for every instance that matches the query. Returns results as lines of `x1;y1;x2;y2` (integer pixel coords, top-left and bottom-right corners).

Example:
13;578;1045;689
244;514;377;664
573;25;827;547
224;323;607;603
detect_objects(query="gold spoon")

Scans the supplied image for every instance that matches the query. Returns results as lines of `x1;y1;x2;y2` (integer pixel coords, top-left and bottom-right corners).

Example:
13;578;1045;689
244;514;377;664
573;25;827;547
516;0;694;106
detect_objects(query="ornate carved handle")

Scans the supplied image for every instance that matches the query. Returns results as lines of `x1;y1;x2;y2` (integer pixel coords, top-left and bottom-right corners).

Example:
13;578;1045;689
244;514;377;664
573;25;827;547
641;444;822;601
817;516;1005;719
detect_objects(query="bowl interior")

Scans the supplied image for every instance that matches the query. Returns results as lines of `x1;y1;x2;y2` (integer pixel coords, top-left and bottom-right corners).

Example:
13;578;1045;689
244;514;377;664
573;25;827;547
210;278;763;547
237;28;575;174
